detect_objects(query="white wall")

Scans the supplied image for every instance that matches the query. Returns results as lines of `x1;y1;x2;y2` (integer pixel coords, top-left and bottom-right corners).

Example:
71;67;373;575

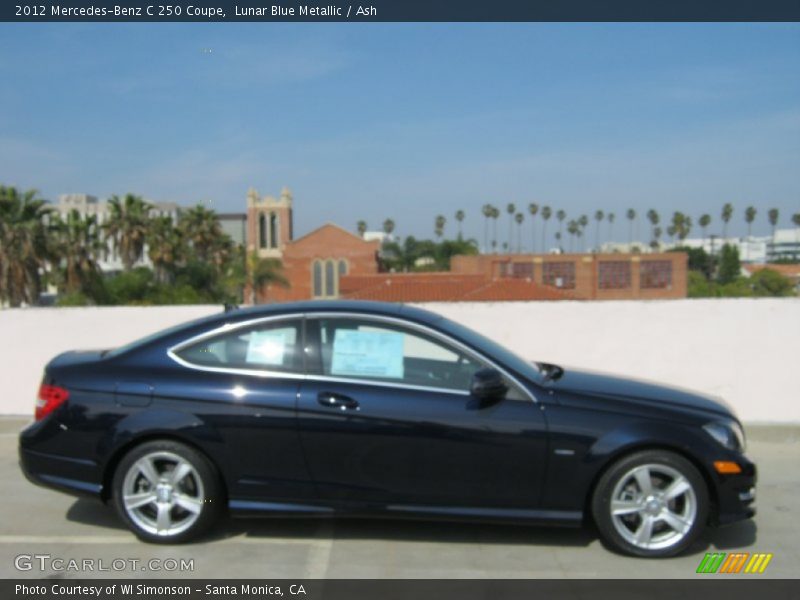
1;299;797;422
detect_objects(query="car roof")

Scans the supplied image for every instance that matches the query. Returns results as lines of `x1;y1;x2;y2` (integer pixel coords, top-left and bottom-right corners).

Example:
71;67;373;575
226;300;444;326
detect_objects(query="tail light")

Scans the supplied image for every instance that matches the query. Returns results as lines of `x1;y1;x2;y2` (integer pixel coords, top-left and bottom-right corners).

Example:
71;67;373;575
36;384;69;421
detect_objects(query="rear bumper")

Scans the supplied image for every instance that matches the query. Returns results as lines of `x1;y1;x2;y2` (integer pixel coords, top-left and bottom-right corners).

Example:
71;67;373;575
18;420;104;500
711;455;757;526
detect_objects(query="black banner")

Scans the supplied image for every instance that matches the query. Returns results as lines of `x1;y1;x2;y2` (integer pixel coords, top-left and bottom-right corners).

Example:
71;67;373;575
4;580;800;600
3;0;800;22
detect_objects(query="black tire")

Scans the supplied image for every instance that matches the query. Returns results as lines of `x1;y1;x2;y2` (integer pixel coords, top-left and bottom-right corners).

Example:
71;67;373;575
112;439;223;543
591;449;709;558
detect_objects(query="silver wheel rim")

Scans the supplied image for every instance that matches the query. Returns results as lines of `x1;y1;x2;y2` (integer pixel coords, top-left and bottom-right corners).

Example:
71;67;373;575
122;451;205;537
610;463;697;551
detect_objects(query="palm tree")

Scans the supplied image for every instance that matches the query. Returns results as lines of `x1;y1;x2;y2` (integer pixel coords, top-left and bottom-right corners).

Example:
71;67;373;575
104;194;153;271
0;186;51;307
556;209;566;249
382;218;395;238
744;207;757;240
506;203;516;251
646;209;659;247
607;212;615;245
540;206;552;253
567;220;578;252
594;210;604;251
768;208;779;246
52;210;104;295
721;203;734;240
490;206;500;252
698;214;711;248
148;215;185;284
578;214;589;252
514;212;524;253
434;214;446;239
179;204;226;264
455;210;465;239
528;203;539;253
652;226;663;250
356;220;367;238
481;204;493;253
626;209;637;245
246;252;289;305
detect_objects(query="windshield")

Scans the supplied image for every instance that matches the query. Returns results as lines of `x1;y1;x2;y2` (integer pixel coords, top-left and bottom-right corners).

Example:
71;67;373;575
436;317;546;384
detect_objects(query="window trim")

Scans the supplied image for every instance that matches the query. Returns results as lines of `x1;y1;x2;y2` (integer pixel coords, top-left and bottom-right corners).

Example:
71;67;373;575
166;312;536;403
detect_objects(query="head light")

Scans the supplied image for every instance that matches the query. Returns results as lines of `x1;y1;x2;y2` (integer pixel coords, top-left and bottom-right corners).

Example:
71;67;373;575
703;420;746;452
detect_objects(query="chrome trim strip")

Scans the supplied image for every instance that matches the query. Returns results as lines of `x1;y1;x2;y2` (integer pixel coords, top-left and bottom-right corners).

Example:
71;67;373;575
166;310;536;403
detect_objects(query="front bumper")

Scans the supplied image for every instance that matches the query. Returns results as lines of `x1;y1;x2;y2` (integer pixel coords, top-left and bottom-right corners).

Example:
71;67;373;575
710;454;757;526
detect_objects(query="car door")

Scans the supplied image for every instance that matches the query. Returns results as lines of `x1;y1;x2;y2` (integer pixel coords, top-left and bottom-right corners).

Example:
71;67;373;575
167;317;315;502
297;315;548;508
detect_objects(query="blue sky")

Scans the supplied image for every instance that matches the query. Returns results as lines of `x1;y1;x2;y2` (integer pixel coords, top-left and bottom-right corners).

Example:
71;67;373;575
1;23;798;245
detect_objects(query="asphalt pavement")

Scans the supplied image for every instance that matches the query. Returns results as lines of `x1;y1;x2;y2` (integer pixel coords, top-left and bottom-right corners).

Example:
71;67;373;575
1;417;797;579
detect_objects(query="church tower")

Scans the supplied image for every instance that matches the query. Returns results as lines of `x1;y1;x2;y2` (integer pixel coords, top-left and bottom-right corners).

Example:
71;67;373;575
246;186;294;258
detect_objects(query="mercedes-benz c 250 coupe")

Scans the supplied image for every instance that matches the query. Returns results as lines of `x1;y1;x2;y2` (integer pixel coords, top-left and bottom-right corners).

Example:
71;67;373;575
19;301;756;557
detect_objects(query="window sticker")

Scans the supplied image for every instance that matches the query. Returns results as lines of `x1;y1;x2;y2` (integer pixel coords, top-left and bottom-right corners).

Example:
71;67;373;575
331;329;404;379
246;330;288;366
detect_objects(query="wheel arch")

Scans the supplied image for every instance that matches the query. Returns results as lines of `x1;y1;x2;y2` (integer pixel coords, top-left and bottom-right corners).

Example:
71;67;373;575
100;432;228;504
582;442;719;526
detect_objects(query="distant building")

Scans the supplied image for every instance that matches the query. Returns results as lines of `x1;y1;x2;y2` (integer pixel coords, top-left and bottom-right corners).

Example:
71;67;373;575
743;263;800;293
766;228;800;262
52;193;181;272
218;213;247;247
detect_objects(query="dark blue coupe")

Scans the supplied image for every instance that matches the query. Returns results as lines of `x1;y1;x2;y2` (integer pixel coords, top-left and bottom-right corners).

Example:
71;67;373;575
19;301;755;557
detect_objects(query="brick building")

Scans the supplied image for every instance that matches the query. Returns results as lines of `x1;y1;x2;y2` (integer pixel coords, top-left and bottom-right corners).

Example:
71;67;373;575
450;253;688;300
245;187;687;303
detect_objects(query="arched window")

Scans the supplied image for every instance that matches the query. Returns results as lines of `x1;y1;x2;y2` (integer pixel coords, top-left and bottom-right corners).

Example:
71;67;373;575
324;260;335;297
258;213;267;249
312;261;323;298
269;213;279;249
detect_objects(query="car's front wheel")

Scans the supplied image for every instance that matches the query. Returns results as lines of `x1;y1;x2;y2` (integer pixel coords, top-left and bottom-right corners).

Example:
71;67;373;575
112;440;222;543
591;449;709;557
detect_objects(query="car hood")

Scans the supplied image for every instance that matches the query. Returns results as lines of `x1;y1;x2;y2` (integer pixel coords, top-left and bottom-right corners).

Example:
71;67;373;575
544;366;734;419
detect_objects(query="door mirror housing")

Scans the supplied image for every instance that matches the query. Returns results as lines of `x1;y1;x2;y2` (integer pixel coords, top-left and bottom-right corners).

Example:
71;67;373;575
470;368;508;402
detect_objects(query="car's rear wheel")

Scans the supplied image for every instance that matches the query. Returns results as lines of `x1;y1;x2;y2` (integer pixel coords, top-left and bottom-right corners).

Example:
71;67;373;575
591;449;709;557
112;440;222;543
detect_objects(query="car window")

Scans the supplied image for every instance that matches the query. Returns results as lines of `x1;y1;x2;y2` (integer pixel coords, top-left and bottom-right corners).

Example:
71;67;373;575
307;317;525;399
174;319;303;374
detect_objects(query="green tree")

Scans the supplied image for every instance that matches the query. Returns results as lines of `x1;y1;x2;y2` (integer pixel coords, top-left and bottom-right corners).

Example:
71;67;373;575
51;210;105;298
717;243;741;285
382;218;395;237
179;204;225;263
514;212;524;253
768;208;779;245
528;203;539;253
454;210;465;239
434;214;446;239
245;252;289;305
594;210;604;251
505;203;516;251
750;269;794;297
104;194;152;271
721;203;734;240
606;212;615;248
0;186;51;307
490;206;500;252
482;204;493;253
646;209;660;247
356;220;367;238
626;209;637;244
745;206;757;238
148;216;185;284
540;206;552;253
698;214;711;246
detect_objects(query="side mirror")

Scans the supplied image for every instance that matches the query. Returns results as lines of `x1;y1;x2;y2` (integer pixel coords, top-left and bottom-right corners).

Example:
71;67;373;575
470;368;508;403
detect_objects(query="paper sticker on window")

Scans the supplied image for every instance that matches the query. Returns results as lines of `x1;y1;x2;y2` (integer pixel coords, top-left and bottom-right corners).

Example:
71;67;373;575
246;330;288;366
331;329;404;379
